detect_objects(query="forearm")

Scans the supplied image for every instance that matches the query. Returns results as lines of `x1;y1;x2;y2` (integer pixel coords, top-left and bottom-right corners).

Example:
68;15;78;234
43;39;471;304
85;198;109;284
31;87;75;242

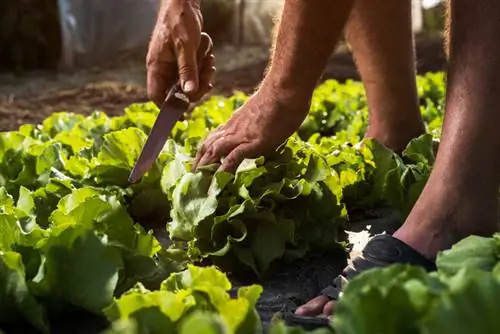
262;0;355;102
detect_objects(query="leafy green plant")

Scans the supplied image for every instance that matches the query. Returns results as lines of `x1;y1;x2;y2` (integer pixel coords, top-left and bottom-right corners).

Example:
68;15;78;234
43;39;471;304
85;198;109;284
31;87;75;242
333;234;500;334
0;73;452;333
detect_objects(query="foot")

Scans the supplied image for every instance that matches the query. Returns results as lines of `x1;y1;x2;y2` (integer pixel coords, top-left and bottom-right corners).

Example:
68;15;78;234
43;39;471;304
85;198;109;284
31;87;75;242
292;186;498;322
291;234;436;321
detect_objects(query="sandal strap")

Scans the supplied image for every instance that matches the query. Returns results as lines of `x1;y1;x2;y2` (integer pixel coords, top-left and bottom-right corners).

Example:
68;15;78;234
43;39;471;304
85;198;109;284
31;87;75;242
320;234;436;301
363;234;436;271
320;274;347;299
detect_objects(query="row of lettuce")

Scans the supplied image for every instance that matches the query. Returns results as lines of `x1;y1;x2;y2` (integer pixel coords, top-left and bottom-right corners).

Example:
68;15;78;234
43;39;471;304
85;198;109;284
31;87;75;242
108;234;500;334
4;72;494;334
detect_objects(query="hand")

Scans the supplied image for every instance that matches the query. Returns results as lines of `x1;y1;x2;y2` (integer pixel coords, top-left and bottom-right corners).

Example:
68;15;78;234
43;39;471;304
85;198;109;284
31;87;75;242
193;86;311;173
147;0;215;105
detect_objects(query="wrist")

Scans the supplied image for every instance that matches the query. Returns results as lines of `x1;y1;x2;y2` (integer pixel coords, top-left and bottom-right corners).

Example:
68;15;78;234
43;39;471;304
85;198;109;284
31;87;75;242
257;77;312;115
259;72;314;109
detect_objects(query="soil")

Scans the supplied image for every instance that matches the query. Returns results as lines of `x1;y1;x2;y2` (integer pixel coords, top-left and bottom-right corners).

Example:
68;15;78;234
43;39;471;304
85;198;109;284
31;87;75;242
0;33;446;131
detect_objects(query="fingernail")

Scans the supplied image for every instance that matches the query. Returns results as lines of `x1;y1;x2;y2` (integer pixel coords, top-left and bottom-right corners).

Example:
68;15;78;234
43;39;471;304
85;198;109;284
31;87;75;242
184;81;196;93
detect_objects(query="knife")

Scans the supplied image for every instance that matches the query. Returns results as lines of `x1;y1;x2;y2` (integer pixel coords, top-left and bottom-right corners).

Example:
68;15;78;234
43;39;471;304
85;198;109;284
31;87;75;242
128;82;190;184
129;33;213;184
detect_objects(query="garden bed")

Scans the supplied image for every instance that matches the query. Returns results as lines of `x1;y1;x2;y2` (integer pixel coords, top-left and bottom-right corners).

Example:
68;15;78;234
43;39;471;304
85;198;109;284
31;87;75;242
6;72;499;334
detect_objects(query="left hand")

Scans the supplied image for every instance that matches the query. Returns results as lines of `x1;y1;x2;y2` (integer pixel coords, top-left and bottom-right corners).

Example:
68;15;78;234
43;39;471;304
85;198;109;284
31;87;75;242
146;0;215;105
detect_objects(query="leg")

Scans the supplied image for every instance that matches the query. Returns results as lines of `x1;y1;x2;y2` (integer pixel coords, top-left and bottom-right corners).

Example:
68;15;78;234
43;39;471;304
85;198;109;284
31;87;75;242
347;0;424;151
295;0;423;317
294;0;500;320
393;0;500;257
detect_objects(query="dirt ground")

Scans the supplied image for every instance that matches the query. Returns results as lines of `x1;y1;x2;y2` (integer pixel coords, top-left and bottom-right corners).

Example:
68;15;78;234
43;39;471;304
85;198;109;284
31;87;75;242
0;34;446;131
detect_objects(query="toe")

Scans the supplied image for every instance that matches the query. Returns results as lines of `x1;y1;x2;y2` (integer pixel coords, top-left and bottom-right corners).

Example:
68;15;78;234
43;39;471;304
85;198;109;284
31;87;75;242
295;295;330;316
323;300;336;317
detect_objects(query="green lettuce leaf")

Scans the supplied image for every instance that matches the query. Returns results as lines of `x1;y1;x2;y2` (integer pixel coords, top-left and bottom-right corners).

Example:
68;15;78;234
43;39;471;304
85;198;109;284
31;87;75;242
436;234;500;276
91;128;148;186
0;251;49;333
31;226;123;314
423;268;500;334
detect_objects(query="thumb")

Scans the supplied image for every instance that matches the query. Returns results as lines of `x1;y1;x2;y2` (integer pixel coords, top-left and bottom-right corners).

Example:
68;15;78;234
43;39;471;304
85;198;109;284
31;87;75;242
176;46;199;95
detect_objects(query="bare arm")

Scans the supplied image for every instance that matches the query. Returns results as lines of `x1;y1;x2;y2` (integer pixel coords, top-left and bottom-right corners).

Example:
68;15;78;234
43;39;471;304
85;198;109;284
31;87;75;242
261;0;355;104
194;0;356;172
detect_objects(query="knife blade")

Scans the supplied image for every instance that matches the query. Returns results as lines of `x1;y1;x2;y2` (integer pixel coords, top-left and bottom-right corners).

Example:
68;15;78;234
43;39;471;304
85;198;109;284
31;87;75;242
128;82;190;184
128;33;213;184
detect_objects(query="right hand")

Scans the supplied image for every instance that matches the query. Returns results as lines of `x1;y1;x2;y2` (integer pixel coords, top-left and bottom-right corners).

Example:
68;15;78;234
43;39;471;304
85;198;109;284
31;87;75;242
147;0;215;106
193;85;311;173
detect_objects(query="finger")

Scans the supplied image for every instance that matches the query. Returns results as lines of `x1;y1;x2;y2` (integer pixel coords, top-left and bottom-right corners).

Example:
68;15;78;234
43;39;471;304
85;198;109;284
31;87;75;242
323;301;336;317
191;56;216;101
176;41;199;96
201;82;215;96
198;33;214;59
193;127;224;170
147;60;178;107
294;296;330;317
190;33;213;98
176;33;212;99
193;129;228;170
200;55;216;85
181;82;213;121
146;21;178;106
199;54;215;82
197;136;238;169
218;143;258;174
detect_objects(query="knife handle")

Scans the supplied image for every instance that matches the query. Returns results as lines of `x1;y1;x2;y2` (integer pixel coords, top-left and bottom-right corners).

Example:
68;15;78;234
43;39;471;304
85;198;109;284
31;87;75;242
165;33;213;109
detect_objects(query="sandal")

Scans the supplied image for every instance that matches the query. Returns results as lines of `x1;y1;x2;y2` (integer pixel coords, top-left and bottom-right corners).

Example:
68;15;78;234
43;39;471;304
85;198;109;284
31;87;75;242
283;234;437;330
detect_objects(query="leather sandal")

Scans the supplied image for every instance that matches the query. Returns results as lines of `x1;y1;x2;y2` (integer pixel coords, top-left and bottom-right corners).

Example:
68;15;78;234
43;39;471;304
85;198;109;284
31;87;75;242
283;234;437;330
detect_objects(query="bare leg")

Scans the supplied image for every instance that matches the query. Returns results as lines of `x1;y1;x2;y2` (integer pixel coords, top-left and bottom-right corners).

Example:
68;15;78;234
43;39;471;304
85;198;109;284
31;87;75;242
296;0;422;316
346;0;424;151
297;0;500;317
394;0;500;257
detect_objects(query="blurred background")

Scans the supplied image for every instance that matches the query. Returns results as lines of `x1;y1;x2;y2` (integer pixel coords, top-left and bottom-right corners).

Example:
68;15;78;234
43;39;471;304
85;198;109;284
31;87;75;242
0;0;446;131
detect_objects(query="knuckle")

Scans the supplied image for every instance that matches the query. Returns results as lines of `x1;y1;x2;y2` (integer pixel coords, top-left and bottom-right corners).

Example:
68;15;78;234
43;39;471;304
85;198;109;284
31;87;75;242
205;146;215;158
224;154;240;168
210;129;224;140
173;36;185;50
253;137;265;147
211;142;224;156
205;131;217;141
235;147;247;158
199;139;212;153
178;64;195;77
199;141;209;153
223;157;235;168
173;32;191;52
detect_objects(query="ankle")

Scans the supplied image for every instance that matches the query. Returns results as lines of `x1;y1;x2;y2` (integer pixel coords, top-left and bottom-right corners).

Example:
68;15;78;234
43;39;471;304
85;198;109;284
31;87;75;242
394;192;499;259
365;120;425;152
